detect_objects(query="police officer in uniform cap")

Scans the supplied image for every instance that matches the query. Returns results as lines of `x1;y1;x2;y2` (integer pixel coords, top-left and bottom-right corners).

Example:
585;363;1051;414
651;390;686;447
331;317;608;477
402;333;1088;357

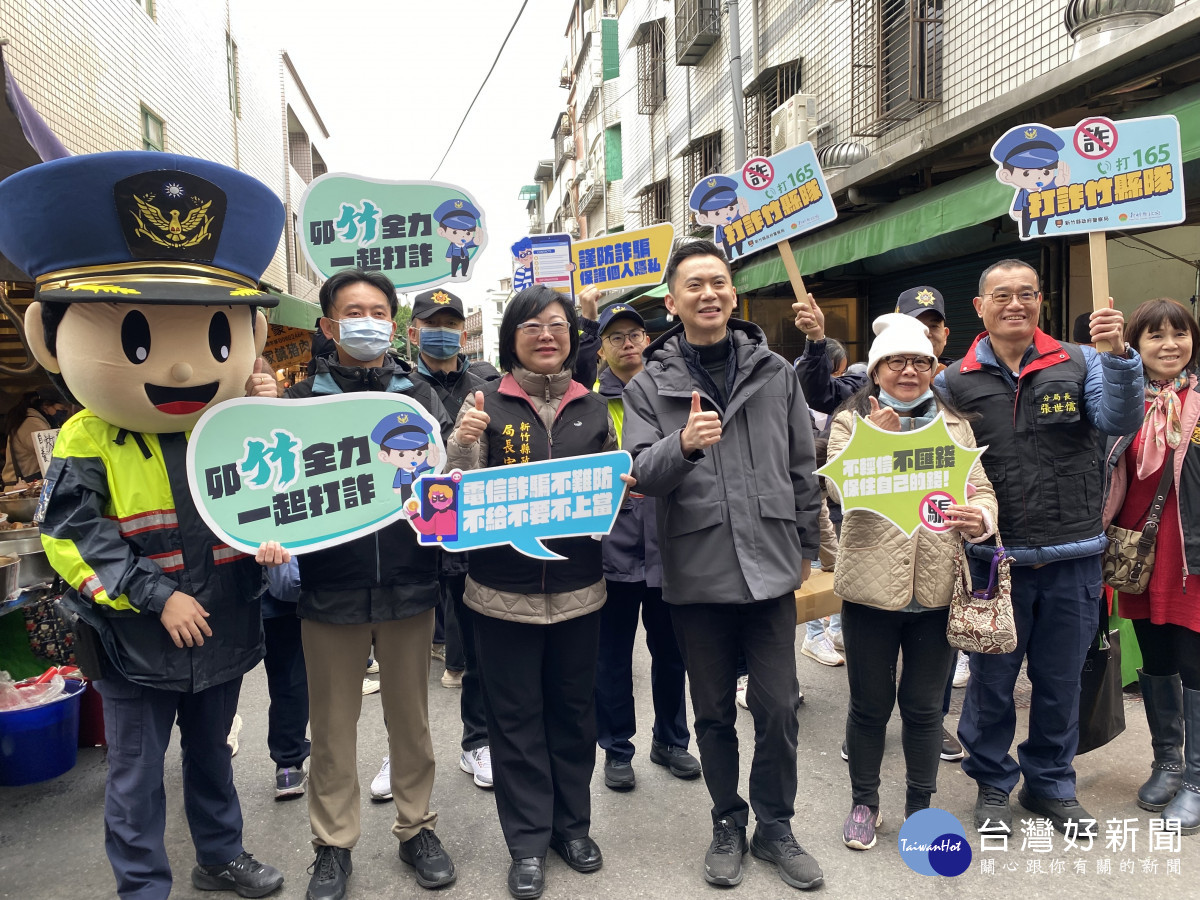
992;124;1069;239
689;175;747;261
434;198;483;278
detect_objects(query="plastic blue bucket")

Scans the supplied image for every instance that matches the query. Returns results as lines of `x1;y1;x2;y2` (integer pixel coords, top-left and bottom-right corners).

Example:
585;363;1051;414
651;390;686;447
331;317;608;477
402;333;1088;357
0;678;87;786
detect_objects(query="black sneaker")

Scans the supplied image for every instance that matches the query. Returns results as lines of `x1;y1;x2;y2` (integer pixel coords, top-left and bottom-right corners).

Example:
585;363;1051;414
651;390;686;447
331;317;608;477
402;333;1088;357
750;830;823;890
940;727;965;761
275;762;307;800
398;829;457;889
604;757;636;791
1016;787;1095;834
704;818;747;885
306;846;351;900
973;784;1012;832
192;852;283;898
649;740;701;779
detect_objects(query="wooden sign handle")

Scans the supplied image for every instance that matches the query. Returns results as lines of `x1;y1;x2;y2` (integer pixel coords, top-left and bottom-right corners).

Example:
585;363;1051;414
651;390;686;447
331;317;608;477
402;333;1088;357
777;240;808;300
1088;232;1113;354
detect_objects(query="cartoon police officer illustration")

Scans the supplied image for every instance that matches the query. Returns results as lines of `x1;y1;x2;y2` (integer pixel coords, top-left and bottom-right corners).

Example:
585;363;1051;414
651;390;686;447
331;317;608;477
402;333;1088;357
992;124;1071;239
689;174;750;261
434;197;484;278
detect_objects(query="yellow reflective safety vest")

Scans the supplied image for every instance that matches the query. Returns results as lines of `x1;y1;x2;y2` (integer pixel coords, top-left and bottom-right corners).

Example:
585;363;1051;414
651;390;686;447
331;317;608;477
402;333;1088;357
39;410;263;692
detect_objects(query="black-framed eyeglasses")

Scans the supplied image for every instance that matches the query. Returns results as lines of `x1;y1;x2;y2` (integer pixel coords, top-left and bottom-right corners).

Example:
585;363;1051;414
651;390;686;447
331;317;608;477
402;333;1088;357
517;321;570;337
985;290;1040;305
603;329;647;347
882;355;934;373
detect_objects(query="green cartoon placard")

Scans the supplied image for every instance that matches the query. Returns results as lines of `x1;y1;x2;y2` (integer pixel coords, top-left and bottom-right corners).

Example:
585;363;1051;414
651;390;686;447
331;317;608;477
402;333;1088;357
186;394;446;553
817;412;985;537
298;173;487;291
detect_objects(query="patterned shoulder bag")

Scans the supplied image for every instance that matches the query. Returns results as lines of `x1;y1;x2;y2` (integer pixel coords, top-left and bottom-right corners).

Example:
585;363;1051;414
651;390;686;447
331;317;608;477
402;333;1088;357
947;535;1017;655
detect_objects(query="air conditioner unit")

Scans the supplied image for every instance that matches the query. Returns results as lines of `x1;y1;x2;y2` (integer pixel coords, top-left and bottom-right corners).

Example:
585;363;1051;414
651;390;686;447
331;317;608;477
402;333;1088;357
564;217;581;237
580;169;596;194
770;93;818;155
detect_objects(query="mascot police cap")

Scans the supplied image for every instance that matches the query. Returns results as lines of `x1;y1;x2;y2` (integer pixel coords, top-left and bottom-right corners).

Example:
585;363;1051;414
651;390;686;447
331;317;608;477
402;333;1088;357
0;151;284;304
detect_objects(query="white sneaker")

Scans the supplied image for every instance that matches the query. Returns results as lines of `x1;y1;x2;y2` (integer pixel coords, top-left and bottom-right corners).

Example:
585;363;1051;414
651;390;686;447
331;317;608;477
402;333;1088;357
362;677;380;695
459;746;494;789
366;657;379;675
953;651;970;688
735;674;749;709
370;756;392;800
801;635;845;667
226;714;243;756
830;630;845;651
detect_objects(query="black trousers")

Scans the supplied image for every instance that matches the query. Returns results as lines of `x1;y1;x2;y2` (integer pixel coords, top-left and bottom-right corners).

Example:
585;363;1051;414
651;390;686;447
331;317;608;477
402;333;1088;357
1132;619;1200;690
473;609;601;858
444;572;489;750
595;580;689;762
263;612;310;769
840;601;955;810
670;594;799;839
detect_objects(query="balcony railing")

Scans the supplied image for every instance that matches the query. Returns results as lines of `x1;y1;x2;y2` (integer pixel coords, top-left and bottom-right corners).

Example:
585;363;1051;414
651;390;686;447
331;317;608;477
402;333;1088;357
675;0;720;66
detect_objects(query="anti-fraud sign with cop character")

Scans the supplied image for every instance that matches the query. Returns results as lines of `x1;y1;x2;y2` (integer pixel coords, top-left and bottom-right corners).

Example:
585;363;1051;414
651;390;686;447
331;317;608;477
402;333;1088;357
687;142;837;264
991;115;1185;240
403;451;632;560
299;173;487;291
817;413;985;537
186;394;447;554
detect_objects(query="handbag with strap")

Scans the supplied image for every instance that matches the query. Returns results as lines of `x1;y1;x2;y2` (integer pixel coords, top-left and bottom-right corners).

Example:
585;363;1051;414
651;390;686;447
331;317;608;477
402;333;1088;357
947;535;1018;655
1103;449;1175;594
1077;594;1126;754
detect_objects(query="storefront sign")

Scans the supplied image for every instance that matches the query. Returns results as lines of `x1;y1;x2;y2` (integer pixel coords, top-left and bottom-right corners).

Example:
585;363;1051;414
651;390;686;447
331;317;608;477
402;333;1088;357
817;413;985;536
186;394;447;553
299;174;487;291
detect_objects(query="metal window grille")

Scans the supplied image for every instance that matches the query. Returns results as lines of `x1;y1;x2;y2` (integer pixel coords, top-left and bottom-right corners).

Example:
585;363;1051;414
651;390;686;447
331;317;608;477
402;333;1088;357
851;0;943;138
682;133;722;193
638;179;669;226
675;0;721;66
636;20;667;114
744;61;802;159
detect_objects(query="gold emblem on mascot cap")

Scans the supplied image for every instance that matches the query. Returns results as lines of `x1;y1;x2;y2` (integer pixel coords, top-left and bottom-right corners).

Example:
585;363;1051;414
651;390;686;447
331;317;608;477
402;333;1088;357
66;283;141;295
915;289;936;307
396;413;409;424
1024;128;1039;139
454;201;464;209
130;192;214;249
707;178;717;188
431;291;451;305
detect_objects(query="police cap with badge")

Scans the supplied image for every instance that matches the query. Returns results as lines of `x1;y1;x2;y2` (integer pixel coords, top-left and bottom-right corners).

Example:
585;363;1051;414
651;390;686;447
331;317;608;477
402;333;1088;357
597;303;645;335
433;198;480;230
0;150;285;305
895;286;946;323
990;124;1065;169
371;411;436;452
689;174;740;213
411;288;465;321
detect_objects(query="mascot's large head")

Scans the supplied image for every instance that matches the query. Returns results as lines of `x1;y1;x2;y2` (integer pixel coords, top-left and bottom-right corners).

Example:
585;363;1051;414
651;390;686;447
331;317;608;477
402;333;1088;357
0;151;285;434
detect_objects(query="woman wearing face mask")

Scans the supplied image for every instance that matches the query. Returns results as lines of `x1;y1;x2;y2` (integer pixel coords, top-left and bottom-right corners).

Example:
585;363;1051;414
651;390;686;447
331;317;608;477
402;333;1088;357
3;388;69;487
827;314;996;850
446;285;625;900
1102;298;1200;833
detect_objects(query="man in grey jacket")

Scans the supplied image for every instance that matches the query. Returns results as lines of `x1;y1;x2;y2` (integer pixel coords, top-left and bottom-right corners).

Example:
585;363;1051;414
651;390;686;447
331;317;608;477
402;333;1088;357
622;241;823;891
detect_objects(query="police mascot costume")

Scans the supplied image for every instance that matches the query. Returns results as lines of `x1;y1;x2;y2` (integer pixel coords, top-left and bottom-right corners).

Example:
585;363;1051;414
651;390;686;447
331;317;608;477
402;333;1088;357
0;151;287;900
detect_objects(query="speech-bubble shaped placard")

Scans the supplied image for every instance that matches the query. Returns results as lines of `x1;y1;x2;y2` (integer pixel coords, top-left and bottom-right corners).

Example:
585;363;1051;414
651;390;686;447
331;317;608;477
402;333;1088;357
187;394;446;553
402;451;632;560
817;412;985;537
298;173;487;291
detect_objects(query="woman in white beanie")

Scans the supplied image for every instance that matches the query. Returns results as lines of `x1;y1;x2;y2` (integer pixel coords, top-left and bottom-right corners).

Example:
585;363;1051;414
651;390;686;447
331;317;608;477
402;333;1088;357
828;314;998;850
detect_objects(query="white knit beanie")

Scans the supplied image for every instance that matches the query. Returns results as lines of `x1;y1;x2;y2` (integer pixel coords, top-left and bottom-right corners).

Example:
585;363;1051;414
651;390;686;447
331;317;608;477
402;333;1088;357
866;313;936;376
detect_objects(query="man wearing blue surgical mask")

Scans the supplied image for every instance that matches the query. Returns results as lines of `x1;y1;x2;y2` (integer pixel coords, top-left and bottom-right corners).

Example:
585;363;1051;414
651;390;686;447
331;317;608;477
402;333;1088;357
404;287;498;801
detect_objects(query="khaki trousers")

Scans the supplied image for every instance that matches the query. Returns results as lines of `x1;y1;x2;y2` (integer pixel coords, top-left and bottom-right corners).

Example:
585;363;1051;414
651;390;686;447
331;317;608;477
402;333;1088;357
302;610;437;848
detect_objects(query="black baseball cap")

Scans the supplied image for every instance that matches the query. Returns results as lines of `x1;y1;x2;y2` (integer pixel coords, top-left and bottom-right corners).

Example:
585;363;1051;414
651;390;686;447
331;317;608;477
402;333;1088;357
895;286;946;322
411;288;465;321
597;303;645;334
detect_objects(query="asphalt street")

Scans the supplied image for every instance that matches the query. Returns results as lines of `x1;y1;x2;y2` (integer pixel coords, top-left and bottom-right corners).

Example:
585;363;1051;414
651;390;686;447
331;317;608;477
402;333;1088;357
1;628;1194;900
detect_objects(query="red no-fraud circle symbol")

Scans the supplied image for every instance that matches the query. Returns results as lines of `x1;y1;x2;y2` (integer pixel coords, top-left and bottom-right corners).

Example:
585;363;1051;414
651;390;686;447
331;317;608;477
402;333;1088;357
1074;118;1118;160
920;491;954;533
742;157;774;190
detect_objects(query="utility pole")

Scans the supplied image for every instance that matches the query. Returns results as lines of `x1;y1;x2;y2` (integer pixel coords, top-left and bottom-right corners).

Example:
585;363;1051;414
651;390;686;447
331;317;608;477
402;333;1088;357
727;0;746;167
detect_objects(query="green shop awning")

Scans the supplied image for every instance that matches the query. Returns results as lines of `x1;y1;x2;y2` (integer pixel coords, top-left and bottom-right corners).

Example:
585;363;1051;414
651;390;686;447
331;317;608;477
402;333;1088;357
734;82;1200;294
263;286;321;331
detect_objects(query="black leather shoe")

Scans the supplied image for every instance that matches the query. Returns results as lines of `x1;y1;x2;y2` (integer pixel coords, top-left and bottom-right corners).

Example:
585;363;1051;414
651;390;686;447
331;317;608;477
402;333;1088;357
399;829;457;889
1017;786;1095;834
649;740;701;778
507;857;544;899
306;847;351;900
192;851;284;898
549;835;603;873
603;757;635;791
940;727;965;761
